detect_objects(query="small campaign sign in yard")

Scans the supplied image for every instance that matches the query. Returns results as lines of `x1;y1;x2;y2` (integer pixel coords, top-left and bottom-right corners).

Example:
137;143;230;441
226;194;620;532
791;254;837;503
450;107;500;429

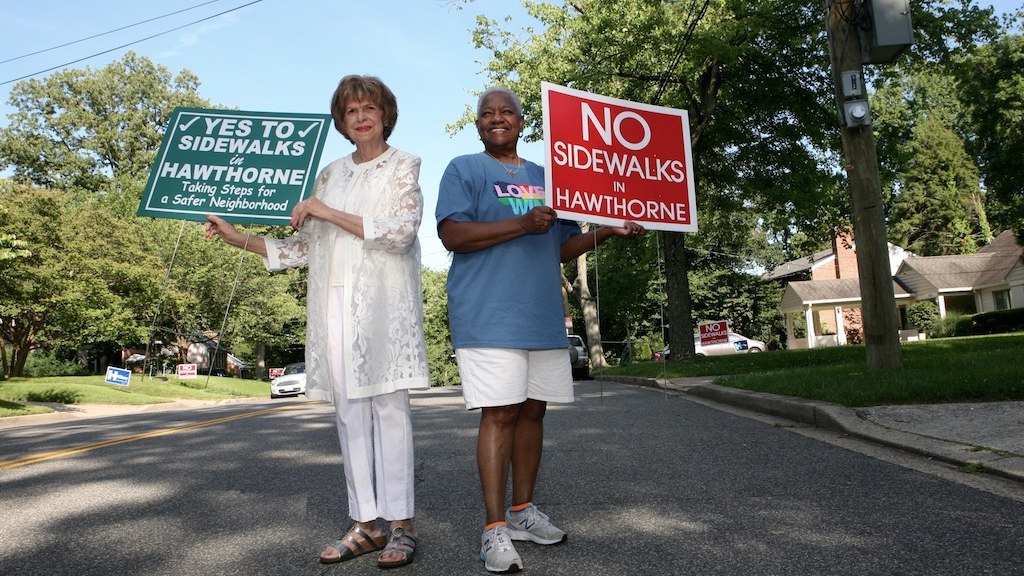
177;363;198;379
269;367;285;379
542;82;696;232
699;321;730;346
105;367;131;387
138;108;332;225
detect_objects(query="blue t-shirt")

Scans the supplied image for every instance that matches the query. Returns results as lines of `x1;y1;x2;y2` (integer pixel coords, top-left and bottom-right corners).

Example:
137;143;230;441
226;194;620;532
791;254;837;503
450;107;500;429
436;153;581;349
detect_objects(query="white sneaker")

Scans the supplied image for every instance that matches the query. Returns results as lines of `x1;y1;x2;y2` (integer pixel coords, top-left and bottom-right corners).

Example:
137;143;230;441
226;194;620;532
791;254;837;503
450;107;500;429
480;524;523;573
505;504;567;545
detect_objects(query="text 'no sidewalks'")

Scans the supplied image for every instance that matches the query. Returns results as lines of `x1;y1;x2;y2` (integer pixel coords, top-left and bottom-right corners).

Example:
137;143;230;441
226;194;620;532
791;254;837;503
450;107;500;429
138;108;332;225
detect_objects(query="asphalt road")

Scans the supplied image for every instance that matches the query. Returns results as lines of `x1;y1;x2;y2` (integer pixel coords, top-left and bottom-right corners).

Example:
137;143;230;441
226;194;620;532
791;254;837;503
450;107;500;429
1;382;1022;575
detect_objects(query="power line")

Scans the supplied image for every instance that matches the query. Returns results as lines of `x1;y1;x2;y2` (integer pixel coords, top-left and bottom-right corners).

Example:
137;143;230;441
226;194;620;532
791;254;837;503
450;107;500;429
0;0;263;87
0;0;227;65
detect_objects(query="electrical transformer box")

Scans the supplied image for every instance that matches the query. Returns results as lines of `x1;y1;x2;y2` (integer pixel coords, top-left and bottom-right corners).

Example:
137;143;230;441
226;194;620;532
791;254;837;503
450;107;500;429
863;0;914;64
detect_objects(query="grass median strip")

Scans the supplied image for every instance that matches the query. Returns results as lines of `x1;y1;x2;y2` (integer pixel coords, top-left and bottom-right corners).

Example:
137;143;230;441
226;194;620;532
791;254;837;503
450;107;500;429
603;333;1024;407
0;403;312;472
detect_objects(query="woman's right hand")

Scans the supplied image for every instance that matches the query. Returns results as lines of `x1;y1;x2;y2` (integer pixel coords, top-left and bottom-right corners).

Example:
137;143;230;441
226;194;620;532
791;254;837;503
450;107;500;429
523;206;557;234
290;197;333;229
204;214;243;246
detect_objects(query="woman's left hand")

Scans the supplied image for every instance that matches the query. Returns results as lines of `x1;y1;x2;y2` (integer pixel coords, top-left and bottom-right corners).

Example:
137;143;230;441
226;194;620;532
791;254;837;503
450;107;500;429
612;220;646;238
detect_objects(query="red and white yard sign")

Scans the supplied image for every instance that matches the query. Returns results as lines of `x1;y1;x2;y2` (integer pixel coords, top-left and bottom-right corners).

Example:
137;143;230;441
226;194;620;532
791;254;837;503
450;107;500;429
541;82;697;232
699;321;730;346
269;367;285;379
177;363;198;379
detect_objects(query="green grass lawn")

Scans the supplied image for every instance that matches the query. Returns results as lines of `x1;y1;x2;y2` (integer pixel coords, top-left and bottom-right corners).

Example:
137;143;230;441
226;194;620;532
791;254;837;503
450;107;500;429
601;332;1024;407
4;333;1021;417
0;373;270;417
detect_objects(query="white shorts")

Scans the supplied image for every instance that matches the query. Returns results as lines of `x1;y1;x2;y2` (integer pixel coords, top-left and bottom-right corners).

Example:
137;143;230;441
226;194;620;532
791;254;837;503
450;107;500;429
455;348;575;410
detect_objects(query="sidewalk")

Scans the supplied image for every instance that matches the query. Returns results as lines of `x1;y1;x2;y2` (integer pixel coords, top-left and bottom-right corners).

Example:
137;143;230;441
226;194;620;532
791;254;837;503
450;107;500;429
598;375;1024;485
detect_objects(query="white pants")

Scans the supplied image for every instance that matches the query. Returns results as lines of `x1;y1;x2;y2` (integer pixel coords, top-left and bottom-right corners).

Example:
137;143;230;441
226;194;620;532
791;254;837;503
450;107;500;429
328;287;415;522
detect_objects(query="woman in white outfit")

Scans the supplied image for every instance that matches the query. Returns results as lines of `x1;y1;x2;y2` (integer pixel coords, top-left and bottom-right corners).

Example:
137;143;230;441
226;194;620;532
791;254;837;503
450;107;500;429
204;75;429;569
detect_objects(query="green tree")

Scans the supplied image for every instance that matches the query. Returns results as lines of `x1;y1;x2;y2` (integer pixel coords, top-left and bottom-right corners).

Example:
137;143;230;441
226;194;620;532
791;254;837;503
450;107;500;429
955;32;1024;237
0;54;306;374
563;224;662;369
0;51;207;195
872;65;993;256
422;267;459;387
0;194;31;377
138;219;305;373
0;183;161;378
886;115;991;255
0;203;30;262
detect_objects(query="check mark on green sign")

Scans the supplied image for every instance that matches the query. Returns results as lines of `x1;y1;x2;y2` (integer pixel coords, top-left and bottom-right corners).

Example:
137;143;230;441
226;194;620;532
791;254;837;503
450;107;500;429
178;116;200;131
299;123;318;138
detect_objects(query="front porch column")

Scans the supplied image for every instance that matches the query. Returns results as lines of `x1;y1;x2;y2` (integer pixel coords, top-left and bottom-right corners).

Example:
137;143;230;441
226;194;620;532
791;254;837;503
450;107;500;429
835;306;847;345
804;305;816;349
937;296;947;319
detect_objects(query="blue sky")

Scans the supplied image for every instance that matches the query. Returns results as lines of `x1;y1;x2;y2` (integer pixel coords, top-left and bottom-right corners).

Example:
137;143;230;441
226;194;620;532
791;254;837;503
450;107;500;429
0;1;1018;270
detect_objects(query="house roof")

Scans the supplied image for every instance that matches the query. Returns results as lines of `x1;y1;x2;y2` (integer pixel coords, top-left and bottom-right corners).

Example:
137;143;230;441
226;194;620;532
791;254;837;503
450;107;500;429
780;278;912;313
896;231;1023;291
762;247;834;281
763;241;914;281
975;230;1024;286
777;231;1022;313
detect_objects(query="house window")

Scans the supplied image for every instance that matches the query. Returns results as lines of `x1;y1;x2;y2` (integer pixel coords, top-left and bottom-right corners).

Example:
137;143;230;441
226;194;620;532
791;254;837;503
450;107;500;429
993;289;1010;311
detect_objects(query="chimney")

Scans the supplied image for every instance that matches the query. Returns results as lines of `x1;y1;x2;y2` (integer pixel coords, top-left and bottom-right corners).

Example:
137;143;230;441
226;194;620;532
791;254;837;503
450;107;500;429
832;227;859;279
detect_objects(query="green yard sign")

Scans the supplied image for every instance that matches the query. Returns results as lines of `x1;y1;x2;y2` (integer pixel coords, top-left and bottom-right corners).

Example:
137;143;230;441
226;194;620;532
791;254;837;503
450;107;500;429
138;107;332;224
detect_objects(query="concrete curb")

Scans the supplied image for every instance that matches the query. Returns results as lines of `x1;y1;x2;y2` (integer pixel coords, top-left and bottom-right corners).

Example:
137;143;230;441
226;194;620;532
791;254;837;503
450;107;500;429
596;375;1024;485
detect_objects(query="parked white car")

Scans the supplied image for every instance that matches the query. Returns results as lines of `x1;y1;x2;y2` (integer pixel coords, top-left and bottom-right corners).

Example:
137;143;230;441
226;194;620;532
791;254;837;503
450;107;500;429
695;332;767;356
654;332;768;359
270;362;306;398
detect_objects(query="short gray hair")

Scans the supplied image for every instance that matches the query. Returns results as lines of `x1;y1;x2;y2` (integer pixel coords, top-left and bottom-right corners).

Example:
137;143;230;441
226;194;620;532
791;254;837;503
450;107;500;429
476;86;523;118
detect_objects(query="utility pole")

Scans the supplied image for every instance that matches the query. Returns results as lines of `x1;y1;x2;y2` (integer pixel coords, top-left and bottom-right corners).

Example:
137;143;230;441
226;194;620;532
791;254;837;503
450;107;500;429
825;0;902;369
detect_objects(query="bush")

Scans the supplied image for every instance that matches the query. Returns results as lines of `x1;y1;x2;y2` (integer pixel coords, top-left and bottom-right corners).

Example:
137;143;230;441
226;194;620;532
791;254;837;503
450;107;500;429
927;308;1024;339
933;312;972;338
24;351;89;377
25;388;83;404
632;337;654;362
907;300;940;336
967;308;1024;335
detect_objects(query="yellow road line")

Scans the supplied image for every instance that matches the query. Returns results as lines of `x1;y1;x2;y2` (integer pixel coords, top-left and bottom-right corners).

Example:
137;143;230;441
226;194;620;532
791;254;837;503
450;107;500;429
0;403;312;473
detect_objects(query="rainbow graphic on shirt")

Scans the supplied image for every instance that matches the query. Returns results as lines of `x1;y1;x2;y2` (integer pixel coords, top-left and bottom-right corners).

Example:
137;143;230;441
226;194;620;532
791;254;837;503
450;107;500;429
492;181;545;215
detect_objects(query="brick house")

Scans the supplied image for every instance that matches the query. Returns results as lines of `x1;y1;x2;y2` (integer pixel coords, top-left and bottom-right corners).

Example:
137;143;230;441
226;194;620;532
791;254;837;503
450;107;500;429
765;229;1023;349
765;229;914;349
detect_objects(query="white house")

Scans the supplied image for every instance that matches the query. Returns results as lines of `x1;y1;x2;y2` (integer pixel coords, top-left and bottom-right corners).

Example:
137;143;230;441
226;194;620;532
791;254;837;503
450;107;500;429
766;229;1023;349
895;230;1023;317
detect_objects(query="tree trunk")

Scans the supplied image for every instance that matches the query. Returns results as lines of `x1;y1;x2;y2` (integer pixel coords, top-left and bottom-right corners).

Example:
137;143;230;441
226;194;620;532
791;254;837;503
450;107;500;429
2;314;41;378
12;343;29;377
664;231;695;359
0;337;8;380
575;248;608;369
570;224;608;369
256;342;266;381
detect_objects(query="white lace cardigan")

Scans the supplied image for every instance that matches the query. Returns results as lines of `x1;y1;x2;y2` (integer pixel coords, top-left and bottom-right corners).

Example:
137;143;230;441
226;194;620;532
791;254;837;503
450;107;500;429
262;147;430;400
